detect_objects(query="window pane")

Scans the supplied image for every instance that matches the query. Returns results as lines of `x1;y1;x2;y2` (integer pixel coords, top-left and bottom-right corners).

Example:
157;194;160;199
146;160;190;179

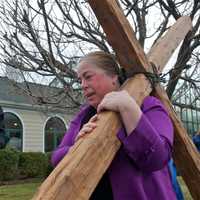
45;117;66;152
4;112;23;151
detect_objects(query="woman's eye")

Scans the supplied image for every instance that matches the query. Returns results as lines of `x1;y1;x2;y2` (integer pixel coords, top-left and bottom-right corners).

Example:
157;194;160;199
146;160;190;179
85;75;92;80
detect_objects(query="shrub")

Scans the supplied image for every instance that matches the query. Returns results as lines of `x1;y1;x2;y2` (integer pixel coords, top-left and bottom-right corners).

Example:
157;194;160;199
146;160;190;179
19;152;48;178
0;148;20;181
45;151;54;177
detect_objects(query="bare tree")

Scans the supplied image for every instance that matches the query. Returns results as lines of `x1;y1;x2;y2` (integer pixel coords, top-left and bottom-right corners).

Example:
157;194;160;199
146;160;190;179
0;0;199;110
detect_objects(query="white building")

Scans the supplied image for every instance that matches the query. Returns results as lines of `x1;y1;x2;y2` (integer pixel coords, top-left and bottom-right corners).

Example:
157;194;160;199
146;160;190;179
0;77;77;152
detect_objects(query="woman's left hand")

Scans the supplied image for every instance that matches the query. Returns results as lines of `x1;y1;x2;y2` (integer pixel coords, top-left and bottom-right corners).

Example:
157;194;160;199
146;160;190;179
75;114;98;142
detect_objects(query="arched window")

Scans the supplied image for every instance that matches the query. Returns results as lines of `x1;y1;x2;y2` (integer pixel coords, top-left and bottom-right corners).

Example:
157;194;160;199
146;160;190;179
4;112;23;151
45;117;66;152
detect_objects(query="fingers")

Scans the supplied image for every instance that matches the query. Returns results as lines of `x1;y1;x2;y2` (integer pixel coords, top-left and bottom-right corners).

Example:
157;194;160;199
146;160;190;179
97;102;104;113
75;116;98;142
89;114;98;122
81;122;97;133
75;123;96;141
97;93;112;113
97;102;109;113
97;92;116;113
97;91;134;113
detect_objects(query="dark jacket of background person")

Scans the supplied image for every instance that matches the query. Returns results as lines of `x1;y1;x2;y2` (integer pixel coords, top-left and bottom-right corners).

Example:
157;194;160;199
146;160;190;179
193;131;200;152
0;106;6;149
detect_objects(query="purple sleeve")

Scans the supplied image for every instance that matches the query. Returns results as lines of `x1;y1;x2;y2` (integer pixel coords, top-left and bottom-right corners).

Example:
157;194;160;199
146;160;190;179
117;96;174;172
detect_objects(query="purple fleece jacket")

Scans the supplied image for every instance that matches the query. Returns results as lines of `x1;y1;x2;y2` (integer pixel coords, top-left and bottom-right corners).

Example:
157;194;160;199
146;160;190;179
51;96;176;200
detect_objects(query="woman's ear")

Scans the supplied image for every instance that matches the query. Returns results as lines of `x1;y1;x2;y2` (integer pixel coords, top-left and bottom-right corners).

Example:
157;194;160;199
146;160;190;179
112;75;120;87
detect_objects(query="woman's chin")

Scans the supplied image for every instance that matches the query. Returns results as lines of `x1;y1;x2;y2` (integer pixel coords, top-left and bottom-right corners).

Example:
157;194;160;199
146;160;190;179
88;100;99;109
89;102;98;108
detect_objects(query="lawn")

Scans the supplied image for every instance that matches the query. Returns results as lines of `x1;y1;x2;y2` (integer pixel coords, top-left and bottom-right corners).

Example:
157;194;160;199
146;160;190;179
0;179;41;200
0;177;194;200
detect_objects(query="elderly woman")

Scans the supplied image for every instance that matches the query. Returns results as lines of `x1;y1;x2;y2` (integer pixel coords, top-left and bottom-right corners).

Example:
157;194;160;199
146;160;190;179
51;51;176;200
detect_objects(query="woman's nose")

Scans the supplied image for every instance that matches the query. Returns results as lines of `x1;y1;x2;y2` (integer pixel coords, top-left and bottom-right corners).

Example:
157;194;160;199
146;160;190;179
81;79;88;88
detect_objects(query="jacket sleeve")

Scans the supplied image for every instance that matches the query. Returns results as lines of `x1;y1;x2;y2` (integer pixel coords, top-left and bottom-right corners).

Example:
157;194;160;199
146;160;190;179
117;96;174;172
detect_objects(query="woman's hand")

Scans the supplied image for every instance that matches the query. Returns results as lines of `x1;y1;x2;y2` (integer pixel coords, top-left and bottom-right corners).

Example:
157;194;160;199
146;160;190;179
75;114;98;141
97;90;134;113
97;90;142;135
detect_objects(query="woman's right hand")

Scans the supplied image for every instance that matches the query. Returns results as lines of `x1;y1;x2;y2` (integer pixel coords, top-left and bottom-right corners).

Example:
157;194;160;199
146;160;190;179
75;114;98;141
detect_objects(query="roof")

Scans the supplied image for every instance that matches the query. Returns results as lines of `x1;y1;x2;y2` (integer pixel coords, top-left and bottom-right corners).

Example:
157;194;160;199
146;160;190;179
0;76;81;114
0;77;31;104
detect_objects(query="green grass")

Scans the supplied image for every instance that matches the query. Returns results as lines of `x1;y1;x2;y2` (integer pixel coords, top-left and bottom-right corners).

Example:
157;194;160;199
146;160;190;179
0;180;42;200
0;177;194;200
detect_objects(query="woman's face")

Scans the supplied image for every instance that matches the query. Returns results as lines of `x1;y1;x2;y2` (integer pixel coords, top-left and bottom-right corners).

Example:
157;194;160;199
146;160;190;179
77;61;119;108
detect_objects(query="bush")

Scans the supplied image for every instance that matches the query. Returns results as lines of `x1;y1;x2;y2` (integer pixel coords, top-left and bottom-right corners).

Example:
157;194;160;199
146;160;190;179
0;150;52;182
19;152;48;178
0;148;20;181
45;151;54;177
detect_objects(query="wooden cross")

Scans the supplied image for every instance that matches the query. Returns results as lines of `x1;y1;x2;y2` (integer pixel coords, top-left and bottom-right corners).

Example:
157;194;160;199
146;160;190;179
32;0;200;200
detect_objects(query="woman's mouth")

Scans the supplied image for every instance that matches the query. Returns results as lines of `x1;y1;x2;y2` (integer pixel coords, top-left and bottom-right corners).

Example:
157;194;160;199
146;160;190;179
85;92;96;99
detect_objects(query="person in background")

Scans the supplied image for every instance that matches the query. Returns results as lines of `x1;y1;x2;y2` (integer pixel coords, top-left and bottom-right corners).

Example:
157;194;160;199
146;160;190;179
168;159;184;200
0;106;6;149
51;51;176;200
193;129;200;152
168;128;200;200
169;128;200;200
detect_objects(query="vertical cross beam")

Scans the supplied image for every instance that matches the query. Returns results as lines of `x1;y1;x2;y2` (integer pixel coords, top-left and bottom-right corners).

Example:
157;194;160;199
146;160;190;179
88;1;200;199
